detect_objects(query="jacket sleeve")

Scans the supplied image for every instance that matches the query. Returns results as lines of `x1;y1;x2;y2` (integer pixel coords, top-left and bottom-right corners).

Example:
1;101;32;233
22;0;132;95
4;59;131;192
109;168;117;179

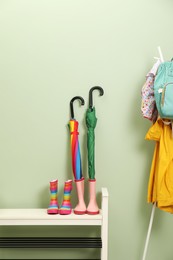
145;119;163;141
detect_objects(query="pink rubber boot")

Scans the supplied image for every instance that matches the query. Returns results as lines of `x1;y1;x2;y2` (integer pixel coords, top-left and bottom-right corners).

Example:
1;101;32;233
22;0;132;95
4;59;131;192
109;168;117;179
73;178;87;215
47;179;59;214
86;179;99;215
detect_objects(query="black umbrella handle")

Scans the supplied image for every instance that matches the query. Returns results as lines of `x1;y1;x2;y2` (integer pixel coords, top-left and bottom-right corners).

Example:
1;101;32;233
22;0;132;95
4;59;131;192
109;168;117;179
70;96;85;119
89;86;104;109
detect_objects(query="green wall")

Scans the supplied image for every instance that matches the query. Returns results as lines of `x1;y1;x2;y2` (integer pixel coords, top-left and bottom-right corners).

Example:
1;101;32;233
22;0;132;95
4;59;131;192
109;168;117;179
0;0;173;259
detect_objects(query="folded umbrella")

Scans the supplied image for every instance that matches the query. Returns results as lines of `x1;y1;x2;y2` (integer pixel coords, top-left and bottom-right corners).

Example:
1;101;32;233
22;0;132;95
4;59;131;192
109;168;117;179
86;86;104;214
86;107;97;180
69;96;86;214
86;86;104;180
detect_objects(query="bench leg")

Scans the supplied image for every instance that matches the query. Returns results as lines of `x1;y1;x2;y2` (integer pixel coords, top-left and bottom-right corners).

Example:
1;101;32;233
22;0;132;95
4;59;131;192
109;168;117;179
101;188;109;260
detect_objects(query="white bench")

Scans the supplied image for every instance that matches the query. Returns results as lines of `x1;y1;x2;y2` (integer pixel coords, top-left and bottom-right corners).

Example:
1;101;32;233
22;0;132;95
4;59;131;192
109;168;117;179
0;187;108;260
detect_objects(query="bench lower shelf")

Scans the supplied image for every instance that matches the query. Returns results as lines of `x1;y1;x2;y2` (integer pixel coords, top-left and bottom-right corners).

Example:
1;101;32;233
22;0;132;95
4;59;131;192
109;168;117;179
0;237;102;248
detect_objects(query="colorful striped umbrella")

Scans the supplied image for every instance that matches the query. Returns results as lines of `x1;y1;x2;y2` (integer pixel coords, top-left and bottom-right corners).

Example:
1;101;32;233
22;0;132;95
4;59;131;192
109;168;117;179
69;96;85;180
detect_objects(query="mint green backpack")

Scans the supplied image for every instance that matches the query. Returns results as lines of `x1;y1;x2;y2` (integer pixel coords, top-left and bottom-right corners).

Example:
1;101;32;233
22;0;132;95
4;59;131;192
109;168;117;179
154;61;173;119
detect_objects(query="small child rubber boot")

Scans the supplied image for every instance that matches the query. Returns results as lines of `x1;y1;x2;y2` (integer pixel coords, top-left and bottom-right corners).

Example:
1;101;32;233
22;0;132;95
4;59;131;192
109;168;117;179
59;180;73;215
86;179;99;215
47;179;59;214
73;178;87;215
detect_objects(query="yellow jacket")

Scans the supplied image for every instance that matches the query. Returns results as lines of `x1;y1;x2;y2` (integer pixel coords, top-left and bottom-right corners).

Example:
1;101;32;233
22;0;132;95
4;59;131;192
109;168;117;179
145;119;173;213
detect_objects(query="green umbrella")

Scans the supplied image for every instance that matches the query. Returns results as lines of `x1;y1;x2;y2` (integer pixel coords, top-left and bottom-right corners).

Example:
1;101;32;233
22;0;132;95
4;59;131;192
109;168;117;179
86;87;104;180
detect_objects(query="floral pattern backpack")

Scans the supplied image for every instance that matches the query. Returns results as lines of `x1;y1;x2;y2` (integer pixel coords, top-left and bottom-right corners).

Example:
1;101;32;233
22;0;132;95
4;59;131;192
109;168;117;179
141;59;161;122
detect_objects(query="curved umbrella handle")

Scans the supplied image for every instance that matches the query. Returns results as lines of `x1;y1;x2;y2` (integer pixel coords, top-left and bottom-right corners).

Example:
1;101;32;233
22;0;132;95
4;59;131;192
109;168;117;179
89;86;104;109
70;96;85;119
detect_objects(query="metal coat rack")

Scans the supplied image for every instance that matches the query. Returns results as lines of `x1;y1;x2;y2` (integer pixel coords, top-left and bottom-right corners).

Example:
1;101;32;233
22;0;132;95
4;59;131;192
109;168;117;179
141;46;164;260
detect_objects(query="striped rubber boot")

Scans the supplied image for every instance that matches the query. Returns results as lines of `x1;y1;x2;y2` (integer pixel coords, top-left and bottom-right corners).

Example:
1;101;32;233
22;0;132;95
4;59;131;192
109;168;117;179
59;180;73;215
47;179;59;214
